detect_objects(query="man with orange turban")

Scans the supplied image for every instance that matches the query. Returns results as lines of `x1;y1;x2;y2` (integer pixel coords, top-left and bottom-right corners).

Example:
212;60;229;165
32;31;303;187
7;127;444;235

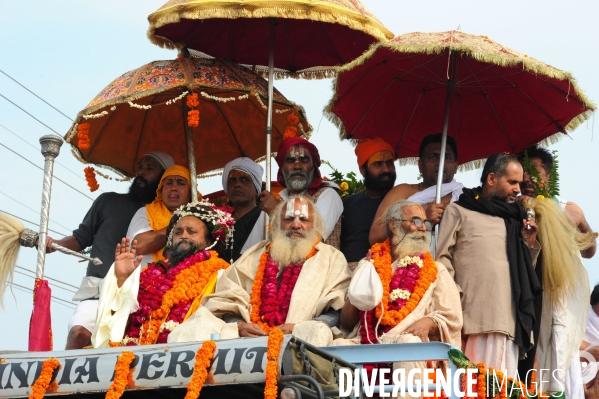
126;165;196;267
259;137;343;248
341;137;396;269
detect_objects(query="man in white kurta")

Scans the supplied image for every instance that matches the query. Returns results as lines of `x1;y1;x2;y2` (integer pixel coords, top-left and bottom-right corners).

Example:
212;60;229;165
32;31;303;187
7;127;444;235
335;200;462;348
168;197;351;346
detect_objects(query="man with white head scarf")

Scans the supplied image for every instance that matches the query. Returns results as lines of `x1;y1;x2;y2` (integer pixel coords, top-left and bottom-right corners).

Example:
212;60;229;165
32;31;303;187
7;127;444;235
222;157;266;261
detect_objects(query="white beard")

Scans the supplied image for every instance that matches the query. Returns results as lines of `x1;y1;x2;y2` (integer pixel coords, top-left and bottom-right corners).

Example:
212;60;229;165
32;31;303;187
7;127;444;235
269;228;319;266
392;231;431;260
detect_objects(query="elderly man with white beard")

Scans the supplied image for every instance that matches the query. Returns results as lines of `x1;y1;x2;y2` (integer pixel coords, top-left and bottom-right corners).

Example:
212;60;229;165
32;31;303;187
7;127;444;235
167;196;352;346
334;200;462;348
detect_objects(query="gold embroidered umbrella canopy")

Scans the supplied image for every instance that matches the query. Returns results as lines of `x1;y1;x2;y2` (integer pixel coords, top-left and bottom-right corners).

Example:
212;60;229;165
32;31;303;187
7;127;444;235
65;57;311;200
147;0;393;190
326;30;595;204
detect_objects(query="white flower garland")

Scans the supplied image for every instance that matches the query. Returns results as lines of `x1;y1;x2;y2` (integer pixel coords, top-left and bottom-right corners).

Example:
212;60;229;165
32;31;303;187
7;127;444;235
389;288;412;302
82;110;108;119
397;255;424;269
128;101;152;110
159;320;180;333
166;91;188;105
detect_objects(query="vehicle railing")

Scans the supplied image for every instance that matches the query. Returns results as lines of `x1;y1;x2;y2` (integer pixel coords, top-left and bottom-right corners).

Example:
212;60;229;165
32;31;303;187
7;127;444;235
322;341;461;399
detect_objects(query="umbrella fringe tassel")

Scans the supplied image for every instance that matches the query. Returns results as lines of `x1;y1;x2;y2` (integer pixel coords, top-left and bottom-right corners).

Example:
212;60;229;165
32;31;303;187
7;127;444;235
147;3;394;52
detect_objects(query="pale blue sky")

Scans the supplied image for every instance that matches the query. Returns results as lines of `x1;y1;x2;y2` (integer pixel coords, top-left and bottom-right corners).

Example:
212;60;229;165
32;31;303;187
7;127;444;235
0;0;597;350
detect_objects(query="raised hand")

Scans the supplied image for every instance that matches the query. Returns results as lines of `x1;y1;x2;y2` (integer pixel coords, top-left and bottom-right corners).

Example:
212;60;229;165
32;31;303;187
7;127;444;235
114;237;143;288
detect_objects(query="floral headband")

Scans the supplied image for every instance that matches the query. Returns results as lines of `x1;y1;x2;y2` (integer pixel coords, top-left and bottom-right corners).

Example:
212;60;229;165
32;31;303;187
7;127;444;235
166;199;235;251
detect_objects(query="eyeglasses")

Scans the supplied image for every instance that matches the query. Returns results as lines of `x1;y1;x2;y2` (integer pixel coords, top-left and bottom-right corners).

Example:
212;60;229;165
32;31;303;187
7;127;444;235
398;217;432;231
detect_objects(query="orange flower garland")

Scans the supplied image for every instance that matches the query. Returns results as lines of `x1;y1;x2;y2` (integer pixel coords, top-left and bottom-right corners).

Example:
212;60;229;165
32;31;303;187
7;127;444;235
283;113;299;139
138;251;226;345
185;340;217;399
29;358;61;399
84;166;100;192
250;245;318;333
77;123;91;150
372;239;438;327
186;93;200;128
265;327;284;399
106;351;135;399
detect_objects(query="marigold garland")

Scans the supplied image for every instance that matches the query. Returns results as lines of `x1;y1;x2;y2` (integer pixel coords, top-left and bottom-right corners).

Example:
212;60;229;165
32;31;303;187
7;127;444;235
187;93;200;128
265;328;284;399
121;250;228;346
250;244;318;333
106;351;135;399
29;358;60;399
77;123;91;150
187;109;200;127
185;340;216;399
371;240;437;327
84;166;100;192
283;113;299;139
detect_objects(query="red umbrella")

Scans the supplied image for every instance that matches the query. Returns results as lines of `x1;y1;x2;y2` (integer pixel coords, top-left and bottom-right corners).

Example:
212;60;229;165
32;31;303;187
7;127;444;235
29;279;53;351
146;0;393;190
326;30;595;201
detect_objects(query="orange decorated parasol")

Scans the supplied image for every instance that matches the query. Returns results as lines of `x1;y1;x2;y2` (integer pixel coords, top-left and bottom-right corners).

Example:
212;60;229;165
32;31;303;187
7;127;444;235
65;56;311;199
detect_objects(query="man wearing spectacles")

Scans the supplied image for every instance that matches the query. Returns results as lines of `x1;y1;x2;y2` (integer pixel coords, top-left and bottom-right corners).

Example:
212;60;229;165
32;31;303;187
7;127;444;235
336;200;462;355
369;133;464;245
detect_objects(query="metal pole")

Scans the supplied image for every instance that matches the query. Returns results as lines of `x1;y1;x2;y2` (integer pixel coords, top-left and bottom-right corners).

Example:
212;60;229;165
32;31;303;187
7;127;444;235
432;53;456;258
185;126;198;202
434;52;456;204
264;18;277;235
183;98;198;202
265;18;276;193
35;135;63;279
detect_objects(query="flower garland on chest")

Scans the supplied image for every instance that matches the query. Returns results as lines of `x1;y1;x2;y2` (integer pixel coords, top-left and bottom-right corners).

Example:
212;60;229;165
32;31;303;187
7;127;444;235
360;239;437;344
250;244;318;333
115;250;228;346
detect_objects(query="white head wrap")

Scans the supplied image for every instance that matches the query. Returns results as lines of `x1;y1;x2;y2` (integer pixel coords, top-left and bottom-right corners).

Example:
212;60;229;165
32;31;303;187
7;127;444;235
222;157;264;195
144;151;175;171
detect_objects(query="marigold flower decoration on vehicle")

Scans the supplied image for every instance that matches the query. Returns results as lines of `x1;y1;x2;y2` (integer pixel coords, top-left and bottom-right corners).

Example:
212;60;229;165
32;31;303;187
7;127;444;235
84;166;100;192
29;358;61;399
265;327;284;399
77;123;91;150
185;340;217;399
186;93;200;128
283;113;299;139
106;351;135;399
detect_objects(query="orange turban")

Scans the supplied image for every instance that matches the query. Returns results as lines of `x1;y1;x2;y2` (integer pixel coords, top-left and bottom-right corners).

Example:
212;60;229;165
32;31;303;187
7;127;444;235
146;165;199;263
355;137;395;168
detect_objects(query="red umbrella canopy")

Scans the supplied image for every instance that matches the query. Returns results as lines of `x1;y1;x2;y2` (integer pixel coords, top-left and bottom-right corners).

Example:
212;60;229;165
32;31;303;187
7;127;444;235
147;0;394;78
326;30;595;167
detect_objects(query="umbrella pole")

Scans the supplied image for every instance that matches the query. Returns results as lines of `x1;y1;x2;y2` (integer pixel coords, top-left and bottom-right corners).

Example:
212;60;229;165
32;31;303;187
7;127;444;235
264;18;277;234
432;53;456;257
184;109;199;202
265;18;276;193
35;135;63;279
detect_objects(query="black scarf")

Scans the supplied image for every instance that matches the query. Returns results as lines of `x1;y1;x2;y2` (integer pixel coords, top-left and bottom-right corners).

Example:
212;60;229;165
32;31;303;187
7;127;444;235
456;187;542;352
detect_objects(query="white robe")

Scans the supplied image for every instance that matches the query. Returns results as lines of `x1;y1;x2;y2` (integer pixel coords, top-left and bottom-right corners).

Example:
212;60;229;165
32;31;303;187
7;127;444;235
168;240;351;346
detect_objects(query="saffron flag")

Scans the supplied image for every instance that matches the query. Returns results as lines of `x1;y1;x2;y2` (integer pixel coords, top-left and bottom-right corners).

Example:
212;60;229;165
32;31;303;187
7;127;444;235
29;278;53;351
